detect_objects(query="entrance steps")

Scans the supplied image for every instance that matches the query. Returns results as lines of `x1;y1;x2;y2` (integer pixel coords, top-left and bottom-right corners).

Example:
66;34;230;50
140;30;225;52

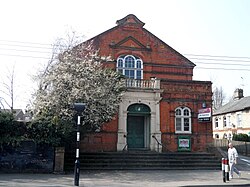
64;151;221;171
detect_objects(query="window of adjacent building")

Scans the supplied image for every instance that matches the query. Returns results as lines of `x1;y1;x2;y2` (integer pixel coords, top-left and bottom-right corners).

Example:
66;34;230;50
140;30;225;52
116;55;143;79
223;133;227;139
227;116;231;127
175;107;191;133
237;113;242;127
215;118;219;128
215;134;219;139
223;116;227;127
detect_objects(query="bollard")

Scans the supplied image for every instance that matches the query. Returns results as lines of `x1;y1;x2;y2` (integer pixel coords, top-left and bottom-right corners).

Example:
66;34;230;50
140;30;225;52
222;158;226;182
225;158;229;181
74;159;80;186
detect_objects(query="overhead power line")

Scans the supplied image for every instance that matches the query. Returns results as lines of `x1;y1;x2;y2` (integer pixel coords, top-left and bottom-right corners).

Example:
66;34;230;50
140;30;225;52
0;39;53;47
0;43;53;50
184;54;250;60
189;57;250;63
0;47;51;54
195;66;250;71
0;53;50;60
1;39;250;71
194;61;250;67
0;39;250;60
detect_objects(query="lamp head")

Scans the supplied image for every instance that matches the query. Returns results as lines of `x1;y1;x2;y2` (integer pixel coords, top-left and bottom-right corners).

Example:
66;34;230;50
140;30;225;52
73;103;86;114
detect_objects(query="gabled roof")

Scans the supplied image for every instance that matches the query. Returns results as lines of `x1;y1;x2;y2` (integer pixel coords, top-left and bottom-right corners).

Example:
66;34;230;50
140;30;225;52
0;109;22;114
79;14;196;68
213;96;250;115
0;109;24;120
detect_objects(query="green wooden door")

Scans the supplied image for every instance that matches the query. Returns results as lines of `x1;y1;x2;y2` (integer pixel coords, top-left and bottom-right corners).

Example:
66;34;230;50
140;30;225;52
127;116;144;148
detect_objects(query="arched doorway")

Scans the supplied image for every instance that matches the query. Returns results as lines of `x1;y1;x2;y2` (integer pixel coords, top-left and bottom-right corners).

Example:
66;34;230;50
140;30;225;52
127;104;151;150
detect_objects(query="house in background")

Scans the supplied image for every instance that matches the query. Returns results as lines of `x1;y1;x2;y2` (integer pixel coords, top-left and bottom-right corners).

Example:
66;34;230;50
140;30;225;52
213;88;250;140
0;109;32;122
76;14;213;153
0;109;24;121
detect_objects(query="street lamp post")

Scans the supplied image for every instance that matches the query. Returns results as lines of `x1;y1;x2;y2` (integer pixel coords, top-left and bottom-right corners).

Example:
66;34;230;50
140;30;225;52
73;103;85;186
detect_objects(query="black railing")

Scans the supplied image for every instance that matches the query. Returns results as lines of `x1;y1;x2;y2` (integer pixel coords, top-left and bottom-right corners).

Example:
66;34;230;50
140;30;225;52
152;135;162;152
122;134;128;151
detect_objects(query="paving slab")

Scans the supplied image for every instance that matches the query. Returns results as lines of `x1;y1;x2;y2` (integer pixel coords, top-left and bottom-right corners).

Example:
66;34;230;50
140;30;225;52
0;170;250;187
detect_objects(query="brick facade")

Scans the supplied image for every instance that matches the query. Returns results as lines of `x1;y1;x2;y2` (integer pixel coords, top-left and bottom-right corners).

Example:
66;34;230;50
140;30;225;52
79;14;212;152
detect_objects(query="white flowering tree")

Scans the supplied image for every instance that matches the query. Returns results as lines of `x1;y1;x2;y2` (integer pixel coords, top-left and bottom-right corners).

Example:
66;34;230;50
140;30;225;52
30;43;125;145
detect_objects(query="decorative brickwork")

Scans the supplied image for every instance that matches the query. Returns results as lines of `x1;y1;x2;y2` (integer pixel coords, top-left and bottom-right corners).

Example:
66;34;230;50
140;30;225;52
79;14;212;152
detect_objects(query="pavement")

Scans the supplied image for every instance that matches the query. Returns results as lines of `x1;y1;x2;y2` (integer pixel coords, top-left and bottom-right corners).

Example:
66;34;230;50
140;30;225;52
0;170;250;187
1;153;250;187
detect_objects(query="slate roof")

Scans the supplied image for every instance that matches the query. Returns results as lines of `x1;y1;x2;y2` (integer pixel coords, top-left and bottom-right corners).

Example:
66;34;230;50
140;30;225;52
213;96;250;115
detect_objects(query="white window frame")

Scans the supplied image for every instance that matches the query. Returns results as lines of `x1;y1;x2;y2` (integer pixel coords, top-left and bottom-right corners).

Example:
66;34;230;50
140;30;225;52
223;116;227;127
215;117;219;128
236;112;242;127
175;107;192;134
116;55;143;79
227;115;231;127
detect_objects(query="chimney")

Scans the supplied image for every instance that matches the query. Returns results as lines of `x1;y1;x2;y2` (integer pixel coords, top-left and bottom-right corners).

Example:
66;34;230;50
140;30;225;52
233;88;244;100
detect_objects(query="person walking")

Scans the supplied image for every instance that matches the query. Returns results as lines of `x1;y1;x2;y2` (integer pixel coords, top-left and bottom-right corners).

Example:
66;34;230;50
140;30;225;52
228;142;241;179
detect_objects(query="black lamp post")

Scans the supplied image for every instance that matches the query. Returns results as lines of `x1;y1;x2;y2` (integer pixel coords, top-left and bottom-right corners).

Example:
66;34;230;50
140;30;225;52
73;103;85;186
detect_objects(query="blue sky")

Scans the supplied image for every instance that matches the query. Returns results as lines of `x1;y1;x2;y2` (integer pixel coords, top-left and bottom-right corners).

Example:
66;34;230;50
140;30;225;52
0;0;250;109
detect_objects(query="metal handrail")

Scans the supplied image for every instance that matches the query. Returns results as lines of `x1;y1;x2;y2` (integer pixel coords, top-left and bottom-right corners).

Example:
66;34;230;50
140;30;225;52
122;144;128;151
152;135;162;152
122;134;128;151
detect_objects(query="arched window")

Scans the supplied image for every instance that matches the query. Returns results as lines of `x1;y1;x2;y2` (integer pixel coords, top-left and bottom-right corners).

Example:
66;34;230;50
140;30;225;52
175;107;192;133
116;55;143;79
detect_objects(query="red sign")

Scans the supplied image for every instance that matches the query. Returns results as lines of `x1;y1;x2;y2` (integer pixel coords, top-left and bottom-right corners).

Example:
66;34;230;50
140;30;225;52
198;108;211;122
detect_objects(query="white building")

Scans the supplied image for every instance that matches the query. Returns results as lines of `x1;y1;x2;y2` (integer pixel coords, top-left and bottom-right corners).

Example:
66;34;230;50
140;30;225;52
213;89;250;140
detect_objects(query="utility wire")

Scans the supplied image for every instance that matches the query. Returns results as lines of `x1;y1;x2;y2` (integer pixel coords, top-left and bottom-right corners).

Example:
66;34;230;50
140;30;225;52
0;39;53;47
0;39;250;61
0;53;50;59
1;40;250;71
0;47;51;54
195;66;250;71
194;61;250;67
0;43;53;50
184;54;250;60
189;57;250;63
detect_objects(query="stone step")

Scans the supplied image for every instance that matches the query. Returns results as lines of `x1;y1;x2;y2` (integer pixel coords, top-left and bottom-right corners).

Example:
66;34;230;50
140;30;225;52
64;151;221;171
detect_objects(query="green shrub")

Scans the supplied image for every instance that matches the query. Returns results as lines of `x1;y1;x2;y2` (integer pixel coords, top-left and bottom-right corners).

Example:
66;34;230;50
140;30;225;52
0;112;26;147
233;133;249;142
27;115;75;147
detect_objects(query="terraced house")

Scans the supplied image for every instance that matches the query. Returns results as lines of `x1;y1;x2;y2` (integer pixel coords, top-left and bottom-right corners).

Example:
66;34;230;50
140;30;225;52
76;14;213;153
213;88;250;140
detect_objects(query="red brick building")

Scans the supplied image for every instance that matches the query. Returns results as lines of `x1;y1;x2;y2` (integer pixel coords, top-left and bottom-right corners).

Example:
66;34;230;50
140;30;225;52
80;14;212;153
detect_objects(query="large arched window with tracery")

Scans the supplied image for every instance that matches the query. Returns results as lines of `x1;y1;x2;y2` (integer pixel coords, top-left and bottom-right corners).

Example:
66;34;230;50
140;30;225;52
116;55;143;79
175;107;192;133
